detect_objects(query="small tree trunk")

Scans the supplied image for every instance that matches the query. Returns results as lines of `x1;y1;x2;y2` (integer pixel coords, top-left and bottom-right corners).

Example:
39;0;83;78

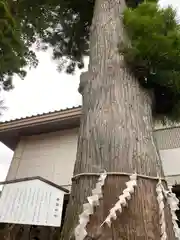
60;0;175;239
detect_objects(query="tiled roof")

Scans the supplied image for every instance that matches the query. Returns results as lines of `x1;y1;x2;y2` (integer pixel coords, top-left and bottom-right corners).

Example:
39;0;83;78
0;105;81;123
154;126;180;150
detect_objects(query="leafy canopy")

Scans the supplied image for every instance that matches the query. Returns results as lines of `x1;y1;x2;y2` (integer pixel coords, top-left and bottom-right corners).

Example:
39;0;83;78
122;1;180;122
0;0;142;84
0;0;95;87
0;0;38;90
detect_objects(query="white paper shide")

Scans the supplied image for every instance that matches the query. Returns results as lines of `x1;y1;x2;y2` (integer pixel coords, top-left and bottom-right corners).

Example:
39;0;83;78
100;173;137;227
74;171;107;240
165;187;180;239
156;180;167;240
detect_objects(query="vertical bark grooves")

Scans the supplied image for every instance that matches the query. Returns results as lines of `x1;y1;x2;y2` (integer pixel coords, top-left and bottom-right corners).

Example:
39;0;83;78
60;0;175;239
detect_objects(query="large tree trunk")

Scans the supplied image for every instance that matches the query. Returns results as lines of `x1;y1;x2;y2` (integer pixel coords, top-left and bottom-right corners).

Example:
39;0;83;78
60;0;175;239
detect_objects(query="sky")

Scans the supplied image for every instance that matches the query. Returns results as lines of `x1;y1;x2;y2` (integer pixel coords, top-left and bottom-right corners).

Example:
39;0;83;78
0;0;179;184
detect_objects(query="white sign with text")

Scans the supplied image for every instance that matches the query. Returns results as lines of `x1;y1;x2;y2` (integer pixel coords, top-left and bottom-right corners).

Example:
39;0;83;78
0;179;65;226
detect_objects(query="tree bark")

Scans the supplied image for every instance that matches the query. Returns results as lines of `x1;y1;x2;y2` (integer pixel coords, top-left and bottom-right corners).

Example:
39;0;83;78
60;0;175;239
0;223;59;240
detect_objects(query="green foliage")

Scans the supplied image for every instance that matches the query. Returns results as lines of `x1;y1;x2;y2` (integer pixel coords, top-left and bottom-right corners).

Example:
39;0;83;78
39;0;95;73
121;1;180;122
0;0;144;82
0;0;38;90
126;0;144;8
1;0;95;77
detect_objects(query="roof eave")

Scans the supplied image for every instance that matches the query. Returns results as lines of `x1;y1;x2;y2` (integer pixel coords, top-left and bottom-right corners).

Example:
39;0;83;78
0;107;81;150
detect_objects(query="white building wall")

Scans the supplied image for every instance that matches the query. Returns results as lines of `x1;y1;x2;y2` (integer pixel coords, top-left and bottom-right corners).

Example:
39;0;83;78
154;127;180;185
6;128;78;190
